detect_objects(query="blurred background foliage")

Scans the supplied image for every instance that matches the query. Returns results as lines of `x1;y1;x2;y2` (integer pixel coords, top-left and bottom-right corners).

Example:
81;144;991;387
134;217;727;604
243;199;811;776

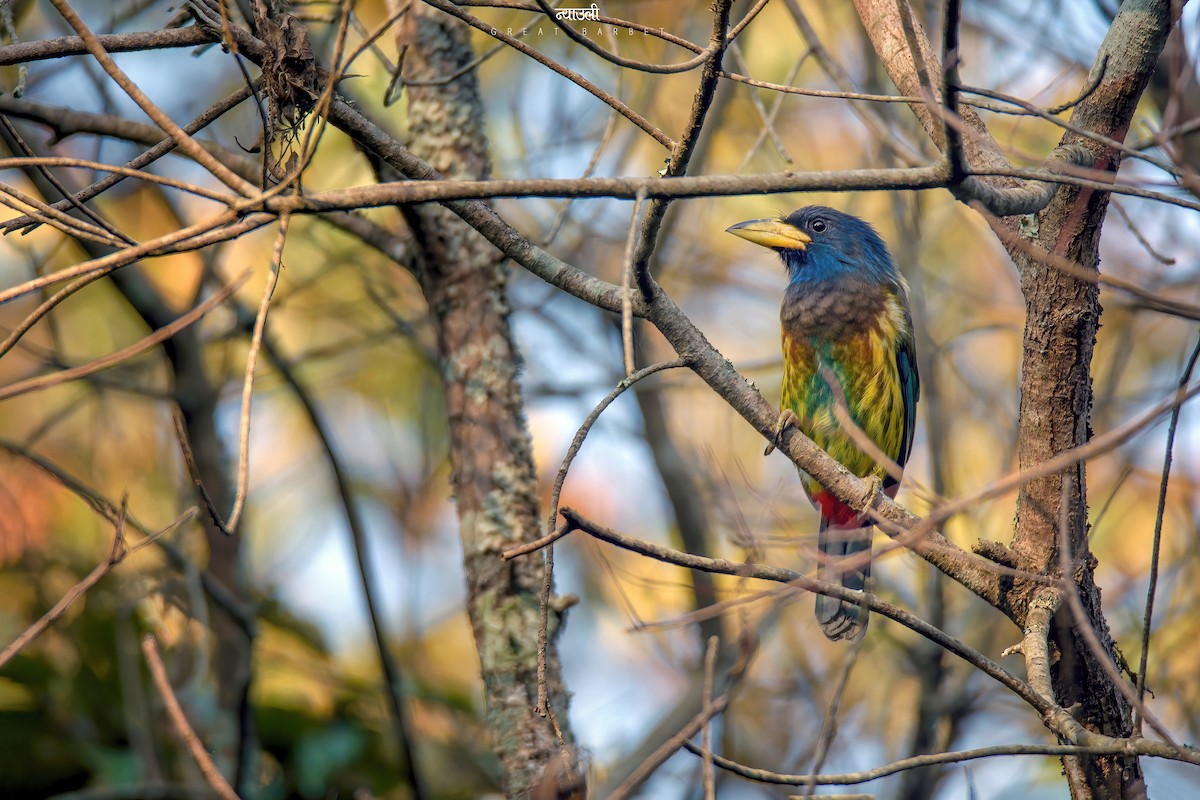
0;0;1197;798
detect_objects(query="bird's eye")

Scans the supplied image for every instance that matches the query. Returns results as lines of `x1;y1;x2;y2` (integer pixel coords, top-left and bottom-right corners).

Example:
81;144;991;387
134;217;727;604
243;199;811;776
811;219;828;233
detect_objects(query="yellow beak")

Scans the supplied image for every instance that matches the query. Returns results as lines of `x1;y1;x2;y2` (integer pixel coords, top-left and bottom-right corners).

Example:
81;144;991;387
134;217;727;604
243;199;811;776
726;218;811;251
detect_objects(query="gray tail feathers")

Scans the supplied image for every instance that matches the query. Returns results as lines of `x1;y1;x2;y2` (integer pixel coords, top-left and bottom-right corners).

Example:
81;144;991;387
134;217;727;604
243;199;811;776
814;519;872;641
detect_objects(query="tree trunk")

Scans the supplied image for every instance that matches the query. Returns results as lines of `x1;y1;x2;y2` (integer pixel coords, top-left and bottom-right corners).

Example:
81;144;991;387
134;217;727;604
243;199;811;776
399;5;576;797
1008;4;1172;796
853;2;1174;796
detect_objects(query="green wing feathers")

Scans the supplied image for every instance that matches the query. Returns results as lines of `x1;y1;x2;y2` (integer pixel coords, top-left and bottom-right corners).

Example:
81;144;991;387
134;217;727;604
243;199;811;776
780;290;917;498
784;289;918;641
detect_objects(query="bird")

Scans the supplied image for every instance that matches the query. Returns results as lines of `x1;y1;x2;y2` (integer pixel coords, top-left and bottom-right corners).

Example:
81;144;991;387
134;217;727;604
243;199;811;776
727;206;919;641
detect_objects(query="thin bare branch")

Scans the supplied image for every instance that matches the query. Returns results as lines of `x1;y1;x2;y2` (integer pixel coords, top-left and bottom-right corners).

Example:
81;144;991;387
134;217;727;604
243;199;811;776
1056;476;1181;750
1135;331;1200;730
701;635;719;800
225;217;288;534
0;440;255;634
141;635;242;800
620;189;648;375
0;503;196;669
541;359;688;544
0;208;242;306
47;0;255;195
682;739;1186;787
420;0;674;148
608;693;730;800
559;506;1045;712
0;27;208;66
0;270;250;403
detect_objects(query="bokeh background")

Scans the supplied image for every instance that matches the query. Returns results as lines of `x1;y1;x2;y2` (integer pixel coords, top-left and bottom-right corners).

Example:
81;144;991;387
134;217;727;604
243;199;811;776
0;1;1198;798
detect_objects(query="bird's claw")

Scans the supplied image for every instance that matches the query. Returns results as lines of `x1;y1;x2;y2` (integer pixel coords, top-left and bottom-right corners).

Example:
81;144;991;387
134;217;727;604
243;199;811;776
861;474;883;512
763;409;799;456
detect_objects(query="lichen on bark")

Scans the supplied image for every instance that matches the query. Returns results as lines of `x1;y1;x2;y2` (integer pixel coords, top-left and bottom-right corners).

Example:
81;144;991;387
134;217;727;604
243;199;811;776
396;3;575;796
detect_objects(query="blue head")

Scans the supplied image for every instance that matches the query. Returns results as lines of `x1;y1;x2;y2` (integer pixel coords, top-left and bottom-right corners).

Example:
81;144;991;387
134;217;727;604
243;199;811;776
727;206;901;289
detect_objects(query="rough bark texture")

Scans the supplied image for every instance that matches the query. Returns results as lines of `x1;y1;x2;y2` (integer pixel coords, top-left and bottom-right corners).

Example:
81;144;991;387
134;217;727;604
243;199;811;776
853;2;1174;797
400;5;574;796
1007;5;1171;796
852;0;1014;175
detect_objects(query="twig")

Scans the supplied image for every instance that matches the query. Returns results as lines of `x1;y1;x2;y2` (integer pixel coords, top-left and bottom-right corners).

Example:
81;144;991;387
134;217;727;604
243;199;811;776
0;207;242;306
523;359;686;735
559;506;1048;714
1056;475;1181;750
963;57;1107;117
47;0;255;196
0;27;209;65
420;0;674;148
630;0;733;300
979;202;1200;321
0;179;127;245
1134;332;1200;732
538;93;622;246
780;0;923;166
0;87;255;233
141;635;242;800
503;520;570;561
0;0;25;96
172;410;233;536
1110;200;1175;266
257;155;1200;216
0;502;193;669
266;164;951;206
701;635;718;800
243;317;427;798
682;739;1166;786
724;0;770;42
722;70;920;104
0;270;251;403
941;0;965;184
608;692;730;800
0;156;236;203
533;537;563;741
0;274;104;362
532;0;713;74
620;189;648;376
225;216;289;534
0;97;412;270
454;0;709;54
801;626;868;797
630;583;789;633
896;0;937;114
540;359;687;546
0;117;133;243
732;41;800;171
0;440;255;635
962;82;1180;180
